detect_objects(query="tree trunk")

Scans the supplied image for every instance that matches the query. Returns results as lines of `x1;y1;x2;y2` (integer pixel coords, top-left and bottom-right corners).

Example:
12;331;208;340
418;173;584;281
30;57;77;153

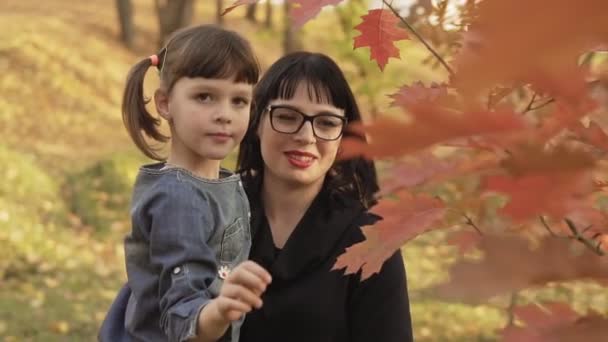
115;0;134;49
264;0;272;28
155;0;195;47
216;0;224;25
282;1;301;54
245;3;257;23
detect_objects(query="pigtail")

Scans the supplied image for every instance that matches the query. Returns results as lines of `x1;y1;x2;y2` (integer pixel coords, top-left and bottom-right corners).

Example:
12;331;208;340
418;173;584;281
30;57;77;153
122;56;168;161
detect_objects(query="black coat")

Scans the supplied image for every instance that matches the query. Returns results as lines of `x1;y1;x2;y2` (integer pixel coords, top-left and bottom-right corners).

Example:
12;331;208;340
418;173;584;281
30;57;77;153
240;189;414;342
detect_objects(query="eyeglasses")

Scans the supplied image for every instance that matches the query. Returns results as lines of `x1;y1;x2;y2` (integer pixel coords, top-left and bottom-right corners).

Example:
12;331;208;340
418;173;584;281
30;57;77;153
266;105;347;141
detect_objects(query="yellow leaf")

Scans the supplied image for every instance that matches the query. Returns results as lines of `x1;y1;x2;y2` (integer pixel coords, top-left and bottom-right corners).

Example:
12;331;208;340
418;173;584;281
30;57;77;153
49;320;70;334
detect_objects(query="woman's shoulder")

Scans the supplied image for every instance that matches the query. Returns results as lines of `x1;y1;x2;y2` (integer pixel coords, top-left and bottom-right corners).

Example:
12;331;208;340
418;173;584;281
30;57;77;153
323;191;383;245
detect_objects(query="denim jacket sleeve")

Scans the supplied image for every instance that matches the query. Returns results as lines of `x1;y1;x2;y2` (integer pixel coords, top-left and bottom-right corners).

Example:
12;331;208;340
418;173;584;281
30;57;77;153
144;184;218;342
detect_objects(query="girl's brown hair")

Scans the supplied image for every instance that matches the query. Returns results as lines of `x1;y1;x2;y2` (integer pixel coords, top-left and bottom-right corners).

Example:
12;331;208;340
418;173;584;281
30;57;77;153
122;24;260;160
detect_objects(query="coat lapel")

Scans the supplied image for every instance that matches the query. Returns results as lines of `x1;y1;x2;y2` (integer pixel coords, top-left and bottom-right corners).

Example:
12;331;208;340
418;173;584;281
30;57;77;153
251;191;365;281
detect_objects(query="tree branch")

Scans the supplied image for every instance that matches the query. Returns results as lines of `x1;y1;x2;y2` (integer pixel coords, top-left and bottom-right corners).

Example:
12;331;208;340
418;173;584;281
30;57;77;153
505;291;519;327
523;92;538;113
529;97;555;111
382;0;454;76
463;214;483;235
539;215;560;237
564;218;605;256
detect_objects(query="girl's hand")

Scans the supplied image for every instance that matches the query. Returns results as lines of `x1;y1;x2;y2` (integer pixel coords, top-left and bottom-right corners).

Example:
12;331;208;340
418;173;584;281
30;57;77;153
214;261;272;322
193;261;271;341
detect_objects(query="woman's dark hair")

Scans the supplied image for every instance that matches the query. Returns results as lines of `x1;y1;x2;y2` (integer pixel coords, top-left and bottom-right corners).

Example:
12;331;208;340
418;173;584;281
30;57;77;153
237;52;379;208
122;24;260;160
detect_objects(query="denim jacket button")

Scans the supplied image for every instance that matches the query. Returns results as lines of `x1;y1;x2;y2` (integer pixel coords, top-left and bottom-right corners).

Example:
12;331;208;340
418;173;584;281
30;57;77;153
172;266;182;275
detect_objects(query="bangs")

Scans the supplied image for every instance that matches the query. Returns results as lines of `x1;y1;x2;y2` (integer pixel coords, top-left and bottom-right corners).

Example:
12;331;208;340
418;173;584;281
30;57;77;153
277;75;333;104
271;59;350;110
171;30;259;85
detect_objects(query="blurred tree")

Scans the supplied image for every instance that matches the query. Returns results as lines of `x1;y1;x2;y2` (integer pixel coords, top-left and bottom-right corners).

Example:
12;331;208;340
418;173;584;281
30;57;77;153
245;3;257;23
282;1;301;54
264;0;273;28
115;0;134;49
406;0;433;23
216;0;224;25
155;0;195;47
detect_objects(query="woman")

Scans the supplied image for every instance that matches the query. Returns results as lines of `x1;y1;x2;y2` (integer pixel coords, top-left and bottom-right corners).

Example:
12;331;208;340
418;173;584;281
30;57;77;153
237;51;414;342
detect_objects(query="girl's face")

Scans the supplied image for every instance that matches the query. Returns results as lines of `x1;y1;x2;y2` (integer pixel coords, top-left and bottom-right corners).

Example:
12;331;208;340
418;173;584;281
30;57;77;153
156;76;252;164
257;82;345;189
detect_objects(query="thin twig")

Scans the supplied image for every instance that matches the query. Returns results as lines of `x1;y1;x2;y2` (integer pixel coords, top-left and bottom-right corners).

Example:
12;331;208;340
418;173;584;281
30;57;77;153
581;224;594;235
463;214;483;235
529;98;555;111
523;92;538;113
506;291;519;327
539;215;559;237
382;0;455;76
564;218;605;256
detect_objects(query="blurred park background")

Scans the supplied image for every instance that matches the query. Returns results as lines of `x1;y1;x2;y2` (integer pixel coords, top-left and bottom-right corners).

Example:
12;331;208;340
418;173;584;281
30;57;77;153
1;0;606;340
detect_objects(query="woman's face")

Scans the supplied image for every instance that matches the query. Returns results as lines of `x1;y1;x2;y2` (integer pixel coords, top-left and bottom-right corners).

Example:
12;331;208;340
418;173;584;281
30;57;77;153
257;82;345;189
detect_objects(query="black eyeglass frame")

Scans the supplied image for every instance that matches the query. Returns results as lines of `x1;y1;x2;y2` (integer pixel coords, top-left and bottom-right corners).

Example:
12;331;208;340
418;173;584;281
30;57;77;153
265;105;348;141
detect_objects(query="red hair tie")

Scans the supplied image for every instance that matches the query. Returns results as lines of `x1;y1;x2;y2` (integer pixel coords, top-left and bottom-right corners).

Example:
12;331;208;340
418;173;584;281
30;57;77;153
149;54;159;67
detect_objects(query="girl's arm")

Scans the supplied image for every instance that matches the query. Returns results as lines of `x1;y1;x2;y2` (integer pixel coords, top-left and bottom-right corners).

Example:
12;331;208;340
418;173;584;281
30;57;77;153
138;184;221;342
189;261;272;342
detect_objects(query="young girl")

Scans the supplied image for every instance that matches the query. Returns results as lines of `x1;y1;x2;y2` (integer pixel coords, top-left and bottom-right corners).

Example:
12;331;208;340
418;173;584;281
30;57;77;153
99;24;271;342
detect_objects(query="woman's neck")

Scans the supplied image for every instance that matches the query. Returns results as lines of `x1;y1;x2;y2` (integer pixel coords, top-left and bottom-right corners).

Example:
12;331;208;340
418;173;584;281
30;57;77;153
261;174;324;248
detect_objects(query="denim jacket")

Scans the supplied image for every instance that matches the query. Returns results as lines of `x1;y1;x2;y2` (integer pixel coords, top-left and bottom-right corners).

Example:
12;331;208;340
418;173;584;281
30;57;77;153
102;162;251;342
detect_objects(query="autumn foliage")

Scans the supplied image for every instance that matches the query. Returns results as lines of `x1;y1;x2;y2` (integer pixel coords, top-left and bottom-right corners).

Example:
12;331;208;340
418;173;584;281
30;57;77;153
225;0;608;339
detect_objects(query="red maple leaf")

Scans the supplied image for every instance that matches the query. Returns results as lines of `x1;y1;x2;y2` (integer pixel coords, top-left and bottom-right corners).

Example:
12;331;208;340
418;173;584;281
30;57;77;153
289;0;345;27
340;104;525;159
538;101;598;141
333;190;445;280
447;230;483;254
388;82;448;108
378;151;456;195
482;145;596;221
353;9;409;71
484;172;593;221
451;0;608;103
379;151;500;196
571;120;608;152
431;235;608;303
222;0;260;16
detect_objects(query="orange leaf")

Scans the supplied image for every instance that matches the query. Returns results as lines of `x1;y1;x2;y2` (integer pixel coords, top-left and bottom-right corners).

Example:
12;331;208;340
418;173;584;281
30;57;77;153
452;0;608;102
483;145;595;221
484;172;593;221
353;9;409;71
289;0;345;27
388;82;448;108
333;191;445;280
431;235;608;303
222;0;259;16
379;152;456;194
340;105;525;159
379;151;500;195
571;120;608;152
447;230;483;254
